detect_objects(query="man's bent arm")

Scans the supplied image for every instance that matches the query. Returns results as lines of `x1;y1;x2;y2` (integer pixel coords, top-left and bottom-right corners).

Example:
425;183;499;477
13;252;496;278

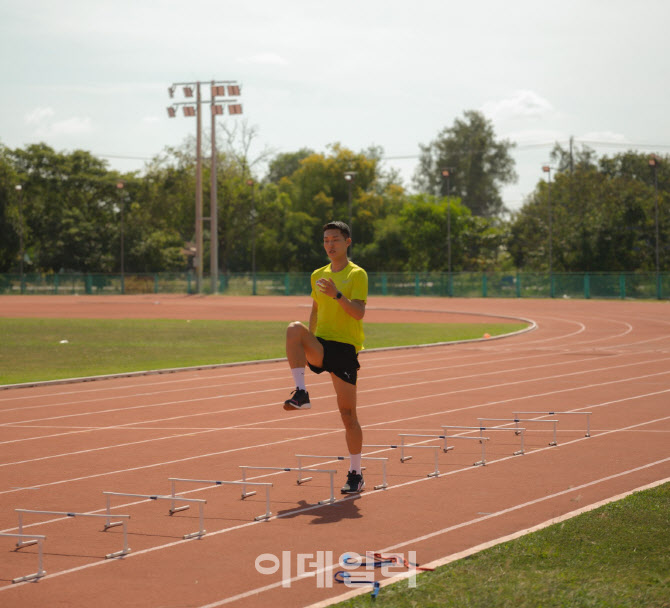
338;296;365;320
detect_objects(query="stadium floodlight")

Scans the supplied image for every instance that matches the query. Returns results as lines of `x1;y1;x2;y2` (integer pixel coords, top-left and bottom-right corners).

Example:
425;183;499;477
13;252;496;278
166;80;243;294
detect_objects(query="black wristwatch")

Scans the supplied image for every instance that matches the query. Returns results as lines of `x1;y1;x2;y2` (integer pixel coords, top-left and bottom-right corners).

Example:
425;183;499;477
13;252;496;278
335;291;343;300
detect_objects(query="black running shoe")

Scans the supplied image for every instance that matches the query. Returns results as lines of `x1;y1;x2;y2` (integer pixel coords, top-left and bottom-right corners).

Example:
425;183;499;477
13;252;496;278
283;388;311;410
341;471;365;494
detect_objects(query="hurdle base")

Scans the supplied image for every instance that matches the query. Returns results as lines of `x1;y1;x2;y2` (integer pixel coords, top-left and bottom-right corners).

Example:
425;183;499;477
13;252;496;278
103;521;124;531
105;548;130;559
473;460;487;467
443;446;455;453
318;497;336;505
427;471;440;478
296;477;313;485
400;456;413;462
548;441;558;447
15;539;38;549
374;483;387;490
183;530;206;540
513;450;525;456
255;512;272;521
241;491;257;499
585;433;591;438
169;506;190;515
12;571;46;584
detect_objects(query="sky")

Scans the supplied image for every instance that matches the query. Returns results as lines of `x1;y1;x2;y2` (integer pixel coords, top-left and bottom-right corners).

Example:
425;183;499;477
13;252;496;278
2;0;669;212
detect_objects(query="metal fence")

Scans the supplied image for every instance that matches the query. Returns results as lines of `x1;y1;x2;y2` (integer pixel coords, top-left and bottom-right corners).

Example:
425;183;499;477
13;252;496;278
1;271;667;299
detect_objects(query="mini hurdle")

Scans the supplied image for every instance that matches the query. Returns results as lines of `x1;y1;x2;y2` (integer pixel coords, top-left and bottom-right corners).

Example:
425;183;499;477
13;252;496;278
1;532;46;583
168;478;273;521
295;454;389;490
103;492;206;539
15;509;130;558
479;417;559;446
441;425;526;456
514;411;592;437
240;466;337;504
363;443;443;476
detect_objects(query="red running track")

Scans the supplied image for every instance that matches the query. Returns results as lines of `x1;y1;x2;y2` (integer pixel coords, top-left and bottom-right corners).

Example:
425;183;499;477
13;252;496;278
0;295;669;607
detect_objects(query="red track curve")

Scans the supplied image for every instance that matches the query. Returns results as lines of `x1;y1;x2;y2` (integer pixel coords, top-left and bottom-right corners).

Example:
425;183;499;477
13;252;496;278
1;295;669;607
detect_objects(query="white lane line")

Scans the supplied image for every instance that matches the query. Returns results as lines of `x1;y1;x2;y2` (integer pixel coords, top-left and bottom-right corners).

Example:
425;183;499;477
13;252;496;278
3;350;668;430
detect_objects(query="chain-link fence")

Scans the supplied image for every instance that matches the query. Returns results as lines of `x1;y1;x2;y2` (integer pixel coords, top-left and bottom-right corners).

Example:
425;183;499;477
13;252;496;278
1;272;667;299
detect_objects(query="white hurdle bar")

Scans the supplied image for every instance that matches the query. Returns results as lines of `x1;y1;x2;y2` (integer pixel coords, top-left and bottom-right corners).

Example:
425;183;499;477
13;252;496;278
479;417;559;446
103;492;206;539
439;435;490;466
514;411;592;437
240;466;337;504
168;478;273;521
295;454;389;490
363;443;443;477
441;425;526;456
0;532;46;583
15;509;130;558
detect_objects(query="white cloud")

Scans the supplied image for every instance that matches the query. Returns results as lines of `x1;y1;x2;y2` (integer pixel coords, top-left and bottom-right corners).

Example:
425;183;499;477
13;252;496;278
481;90;554;121
35;116;93;137
237;52;288;66
577;131;628;144
25;106;55;125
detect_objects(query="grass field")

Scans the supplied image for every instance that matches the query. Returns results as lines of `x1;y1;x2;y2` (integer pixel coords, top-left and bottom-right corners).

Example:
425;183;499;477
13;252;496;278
334;482;670;607
0;318;525;385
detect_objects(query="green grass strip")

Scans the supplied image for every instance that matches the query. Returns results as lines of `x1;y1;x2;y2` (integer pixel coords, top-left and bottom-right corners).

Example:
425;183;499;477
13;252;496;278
335;482;670;608
0;318;526;385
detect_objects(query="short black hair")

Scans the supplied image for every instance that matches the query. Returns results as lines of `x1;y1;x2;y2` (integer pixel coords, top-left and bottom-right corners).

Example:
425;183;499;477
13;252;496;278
323;221;350;239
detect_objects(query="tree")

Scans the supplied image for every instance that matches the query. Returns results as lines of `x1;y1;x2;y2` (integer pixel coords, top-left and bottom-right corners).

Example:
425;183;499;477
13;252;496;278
509;150;668;272
414;110;517;217
265;148;314;184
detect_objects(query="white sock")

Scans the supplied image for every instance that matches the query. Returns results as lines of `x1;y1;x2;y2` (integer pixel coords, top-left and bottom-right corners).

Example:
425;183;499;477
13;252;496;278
291;368;306;391
349;453;362;475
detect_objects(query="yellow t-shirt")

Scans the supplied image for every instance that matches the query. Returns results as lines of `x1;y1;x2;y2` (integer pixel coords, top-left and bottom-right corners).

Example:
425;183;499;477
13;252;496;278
311;262;368;351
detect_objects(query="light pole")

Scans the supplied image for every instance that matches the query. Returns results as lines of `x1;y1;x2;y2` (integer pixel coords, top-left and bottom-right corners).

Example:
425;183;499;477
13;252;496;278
168;80;242;294
649;155;660;277
440;168;454;280
116;181;125;294
14;185;25;290
344;171;356;258
247;179;257;296
542;165;553;280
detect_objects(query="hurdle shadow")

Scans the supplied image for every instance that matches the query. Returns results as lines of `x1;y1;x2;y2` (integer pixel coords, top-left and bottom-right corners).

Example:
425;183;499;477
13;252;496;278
276;496;362;525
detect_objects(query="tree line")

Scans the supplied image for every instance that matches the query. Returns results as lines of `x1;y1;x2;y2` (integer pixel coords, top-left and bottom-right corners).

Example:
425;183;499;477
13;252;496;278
0;111;667;276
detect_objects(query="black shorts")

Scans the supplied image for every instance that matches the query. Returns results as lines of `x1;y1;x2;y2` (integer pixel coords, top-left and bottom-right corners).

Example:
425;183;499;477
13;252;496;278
308;337;360;385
